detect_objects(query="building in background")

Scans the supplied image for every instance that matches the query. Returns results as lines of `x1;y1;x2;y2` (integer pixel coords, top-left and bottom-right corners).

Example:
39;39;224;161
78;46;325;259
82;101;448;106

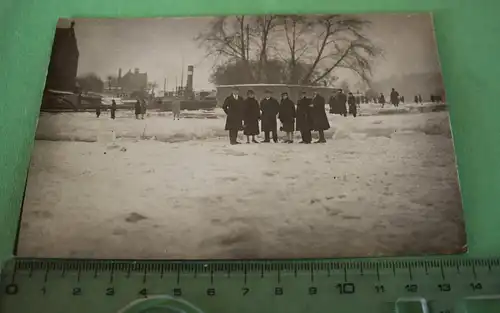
45;21;79;92
119;68;148;93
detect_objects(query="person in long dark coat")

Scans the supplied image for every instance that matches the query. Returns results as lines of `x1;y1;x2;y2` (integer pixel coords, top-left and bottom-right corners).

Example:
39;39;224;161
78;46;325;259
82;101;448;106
110;100;117;119
296;91;312;144
311;91;330;143
260;90;280;143
134;99;141;119
95;102;101;118
141;99;147;119
336;90;347;117
347;92;357;117
278;92;296;144
418;94;423;104
379;93;386;108
243;90;260;144
223;87;245;145
414;95;419;103
390;88;400;107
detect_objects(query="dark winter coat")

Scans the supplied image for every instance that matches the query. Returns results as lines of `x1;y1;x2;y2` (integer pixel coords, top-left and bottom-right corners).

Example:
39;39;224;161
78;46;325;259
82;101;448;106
348;95;357;115
141;100;147;114
390;90;400;105
334;93;347;115
260;97;280;132
134;101;141;115
296;97;313;132
414;95;419;103
223;95;245;131
379;95;386;104
311;95;330;131
111;101;117;119
243;97;260;136
278;98;296;132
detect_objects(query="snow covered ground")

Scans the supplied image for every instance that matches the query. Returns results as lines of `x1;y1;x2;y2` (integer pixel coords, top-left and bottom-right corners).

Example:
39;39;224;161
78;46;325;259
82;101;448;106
17;103;465;259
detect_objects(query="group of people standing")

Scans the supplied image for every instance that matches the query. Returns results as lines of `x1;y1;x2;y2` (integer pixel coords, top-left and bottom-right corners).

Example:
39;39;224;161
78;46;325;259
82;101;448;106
134;99;148;120
223;88;331;145
328;89;359;117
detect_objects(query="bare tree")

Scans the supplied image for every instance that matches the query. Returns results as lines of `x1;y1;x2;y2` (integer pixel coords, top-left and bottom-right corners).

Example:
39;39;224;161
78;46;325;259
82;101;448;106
198;14;382;86
196;16;254;82
293;15;381;85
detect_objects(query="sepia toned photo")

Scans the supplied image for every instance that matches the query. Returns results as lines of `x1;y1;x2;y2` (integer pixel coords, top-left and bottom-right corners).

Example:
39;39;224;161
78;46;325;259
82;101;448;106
17;13;465;259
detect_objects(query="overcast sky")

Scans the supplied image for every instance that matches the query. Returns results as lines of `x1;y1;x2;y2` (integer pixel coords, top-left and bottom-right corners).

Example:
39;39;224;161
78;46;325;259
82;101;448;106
57;13;441;91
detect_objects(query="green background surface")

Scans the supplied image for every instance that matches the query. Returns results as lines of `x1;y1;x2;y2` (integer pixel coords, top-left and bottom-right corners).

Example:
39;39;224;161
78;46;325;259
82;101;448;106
0;0;499;267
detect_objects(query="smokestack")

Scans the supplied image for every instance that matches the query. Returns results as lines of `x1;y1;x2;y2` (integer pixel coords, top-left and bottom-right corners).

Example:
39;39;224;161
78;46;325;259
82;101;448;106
186;65;194;93
118;68;122;82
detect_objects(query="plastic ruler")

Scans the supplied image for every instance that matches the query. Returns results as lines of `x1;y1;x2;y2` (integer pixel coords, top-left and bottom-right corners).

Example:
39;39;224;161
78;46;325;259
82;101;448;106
2;257;500;313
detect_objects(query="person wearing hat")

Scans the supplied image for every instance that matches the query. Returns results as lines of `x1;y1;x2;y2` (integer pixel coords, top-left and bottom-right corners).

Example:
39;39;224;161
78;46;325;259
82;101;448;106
278;92;296;143
222;87;245;145
347;92;357;117
243;90;260;143
172;96;181;120
260;90;280;143
390;88;400;107
311;91;330;143
296;91;313;144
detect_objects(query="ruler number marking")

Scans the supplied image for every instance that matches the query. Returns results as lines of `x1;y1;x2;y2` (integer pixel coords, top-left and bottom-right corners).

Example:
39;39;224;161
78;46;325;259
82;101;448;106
375;285;385;293
139;288;148;298
275;287;284;296
438;283;451;292
72;287;82;296
308;287;317;295
207;288;216;296
106;287;115;296
336;283;355;294
41;286;47;295
242;287;250;296
4;284;18;295
173;288;182;296
405;284;418;293
470;282;483;291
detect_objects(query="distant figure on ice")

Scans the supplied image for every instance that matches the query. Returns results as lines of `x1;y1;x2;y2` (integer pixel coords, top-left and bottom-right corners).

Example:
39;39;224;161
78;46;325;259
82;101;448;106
134;99;141;119
141;99;147;119
223;87;244;145
279;92;296;144
296;91;312;144
110;99;117;120
332;89;347;117
418;94;423;104
311;91;330;143
414;95;419;103
172;97;181;120
347;92;357;117
379;93;386;107
328;92;336;114
243;90;260;144
95;102;101;118
260;90;280;143
400;95;405;103
390;88;400;107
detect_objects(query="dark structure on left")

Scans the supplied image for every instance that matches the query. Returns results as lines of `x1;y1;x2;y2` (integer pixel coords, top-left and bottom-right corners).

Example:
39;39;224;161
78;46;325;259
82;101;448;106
45;21;79;92
41;21;101;112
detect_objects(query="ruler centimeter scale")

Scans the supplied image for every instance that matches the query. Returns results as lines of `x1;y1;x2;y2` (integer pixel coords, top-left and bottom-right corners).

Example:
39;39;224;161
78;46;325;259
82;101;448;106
2;258;500;313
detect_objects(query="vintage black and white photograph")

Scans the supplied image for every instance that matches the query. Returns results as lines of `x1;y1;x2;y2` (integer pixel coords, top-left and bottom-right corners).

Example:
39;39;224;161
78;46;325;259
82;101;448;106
17;13;465;259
